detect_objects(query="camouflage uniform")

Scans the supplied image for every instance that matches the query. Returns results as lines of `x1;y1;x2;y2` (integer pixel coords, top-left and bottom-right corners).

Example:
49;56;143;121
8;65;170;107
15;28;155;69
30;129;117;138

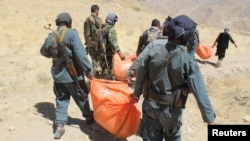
136;26;162;56
83;14;103;77
99;24;121;80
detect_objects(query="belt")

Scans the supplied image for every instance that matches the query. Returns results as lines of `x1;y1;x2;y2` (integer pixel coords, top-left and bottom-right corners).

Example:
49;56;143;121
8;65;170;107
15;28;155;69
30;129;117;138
147;88;172;105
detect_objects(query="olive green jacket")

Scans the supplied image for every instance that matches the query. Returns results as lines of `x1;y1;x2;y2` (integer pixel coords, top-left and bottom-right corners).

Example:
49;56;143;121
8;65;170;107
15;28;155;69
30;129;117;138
83;14;103;46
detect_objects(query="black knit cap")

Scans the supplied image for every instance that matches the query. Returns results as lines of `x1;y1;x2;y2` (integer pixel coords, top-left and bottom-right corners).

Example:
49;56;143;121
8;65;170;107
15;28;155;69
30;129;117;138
55;12;72;26
165;15;196;44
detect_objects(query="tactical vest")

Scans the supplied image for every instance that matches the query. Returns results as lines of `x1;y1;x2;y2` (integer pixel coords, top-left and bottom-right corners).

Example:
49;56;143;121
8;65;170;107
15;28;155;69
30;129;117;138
136;27;162;56
145;28;162;45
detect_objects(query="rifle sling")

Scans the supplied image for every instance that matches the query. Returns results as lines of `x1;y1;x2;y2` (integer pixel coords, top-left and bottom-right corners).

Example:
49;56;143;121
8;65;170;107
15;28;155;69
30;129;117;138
57;28;88;101
89;16;100;29
52;28;68;63
59;28;68;42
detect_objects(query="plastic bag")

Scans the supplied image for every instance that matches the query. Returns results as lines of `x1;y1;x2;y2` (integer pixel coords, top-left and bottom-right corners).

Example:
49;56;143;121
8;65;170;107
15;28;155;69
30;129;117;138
90;78;141;138
113;53;136;81
196;44;213;60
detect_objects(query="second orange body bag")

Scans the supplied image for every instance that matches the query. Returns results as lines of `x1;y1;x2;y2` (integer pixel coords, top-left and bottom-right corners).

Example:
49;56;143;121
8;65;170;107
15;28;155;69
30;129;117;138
196;44;213;60
113;53;136;81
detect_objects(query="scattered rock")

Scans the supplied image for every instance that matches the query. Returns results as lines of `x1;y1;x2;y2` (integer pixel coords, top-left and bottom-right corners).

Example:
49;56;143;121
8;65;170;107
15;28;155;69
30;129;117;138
48;120;53;125
9;126;16;131
242;115;250;122
26;59;36;70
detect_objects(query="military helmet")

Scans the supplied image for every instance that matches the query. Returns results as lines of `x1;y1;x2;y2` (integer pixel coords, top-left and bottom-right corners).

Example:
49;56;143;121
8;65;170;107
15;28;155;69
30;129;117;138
55;12;72;26
106;13;118;25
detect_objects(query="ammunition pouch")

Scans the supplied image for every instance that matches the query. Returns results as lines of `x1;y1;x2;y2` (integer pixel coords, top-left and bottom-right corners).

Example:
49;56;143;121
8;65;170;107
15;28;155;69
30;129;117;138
87;43;105;56
85;40;98;54
86;40;97;47
87;46;98;56
52;57;66;74
50;46;58;58
171;84;189;111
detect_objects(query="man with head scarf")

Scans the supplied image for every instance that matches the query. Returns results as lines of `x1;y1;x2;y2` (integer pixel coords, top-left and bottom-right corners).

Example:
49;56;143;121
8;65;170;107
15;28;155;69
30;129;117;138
212;28;238;68
130;15;216;141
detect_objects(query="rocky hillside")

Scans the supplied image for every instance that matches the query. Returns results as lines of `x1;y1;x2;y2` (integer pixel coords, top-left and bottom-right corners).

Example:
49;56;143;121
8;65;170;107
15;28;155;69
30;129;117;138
144;0;250;33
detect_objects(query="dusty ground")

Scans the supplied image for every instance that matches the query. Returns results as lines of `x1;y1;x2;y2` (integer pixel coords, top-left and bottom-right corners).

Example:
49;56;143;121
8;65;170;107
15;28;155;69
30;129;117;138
0;0;250;141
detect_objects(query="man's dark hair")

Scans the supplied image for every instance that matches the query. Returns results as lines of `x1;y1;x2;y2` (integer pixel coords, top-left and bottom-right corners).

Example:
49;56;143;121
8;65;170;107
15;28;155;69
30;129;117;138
151;19;160;27
91;5;99;13
167;16;172;21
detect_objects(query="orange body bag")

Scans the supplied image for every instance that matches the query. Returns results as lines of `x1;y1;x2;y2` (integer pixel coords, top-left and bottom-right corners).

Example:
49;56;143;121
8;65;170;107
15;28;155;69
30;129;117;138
113;53;136;81
90;79;141;138
196;44;213;60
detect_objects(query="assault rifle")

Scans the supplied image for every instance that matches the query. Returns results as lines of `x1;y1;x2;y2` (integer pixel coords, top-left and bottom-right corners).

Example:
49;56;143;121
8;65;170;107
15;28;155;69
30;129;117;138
44;24;88;102
97;29;109;69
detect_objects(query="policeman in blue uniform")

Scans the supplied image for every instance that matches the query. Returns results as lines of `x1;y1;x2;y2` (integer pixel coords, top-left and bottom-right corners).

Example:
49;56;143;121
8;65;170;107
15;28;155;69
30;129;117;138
40;12;94;139
131;15;216;141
